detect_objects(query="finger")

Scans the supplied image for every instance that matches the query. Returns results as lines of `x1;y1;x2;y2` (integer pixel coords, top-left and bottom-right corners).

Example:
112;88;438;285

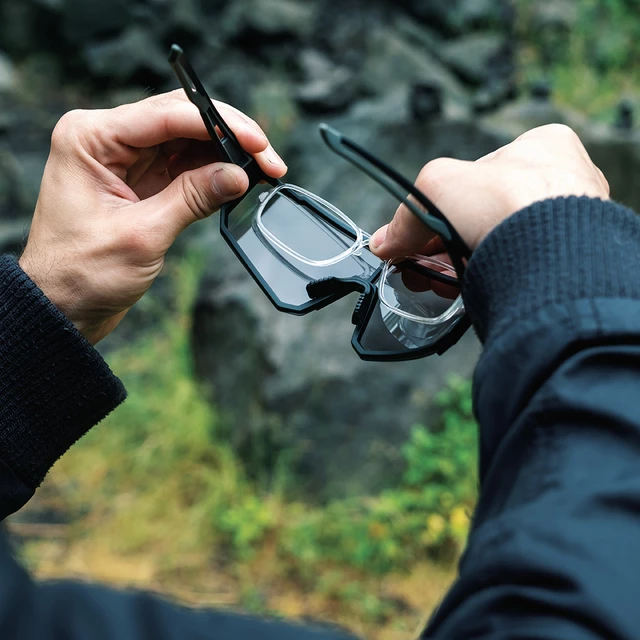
141;162;249;242
370;158;469;261
401;269;433;293
105;93;286;177
167;140;219;179
369;203;436;262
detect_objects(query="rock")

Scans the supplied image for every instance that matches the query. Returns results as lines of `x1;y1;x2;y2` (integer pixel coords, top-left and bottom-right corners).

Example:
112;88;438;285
312;0;380;68
295;50;359;114
83;27;171;84
530;79;553;101
13;151;48;215
162;0;205;45
0;52;16;94
585;130;640;214
0;2;42;58
529;0;578;32
471;77;518;114
458;0;512;31
396;0;508;35
192;110;507;501
481;99;640;213
0;220;28;255
479;98;588;141
62;0;131;46
409;82;443;121
614;100;634;131
223;0;316;42
441;32;509;86
360;26;470;117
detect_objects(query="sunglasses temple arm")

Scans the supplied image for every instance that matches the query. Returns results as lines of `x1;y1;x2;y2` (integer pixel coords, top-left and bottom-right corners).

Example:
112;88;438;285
169;45;261;173
318;124;472;270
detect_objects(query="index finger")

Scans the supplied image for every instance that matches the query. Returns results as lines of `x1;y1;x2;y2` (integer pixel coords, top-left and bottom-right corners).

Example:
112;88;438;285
107;91;287;178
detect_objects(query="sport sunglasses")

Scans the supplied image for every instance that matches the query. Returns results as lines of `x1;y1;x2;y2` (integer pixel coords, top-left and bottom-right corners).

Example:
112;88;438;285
169;45;472;361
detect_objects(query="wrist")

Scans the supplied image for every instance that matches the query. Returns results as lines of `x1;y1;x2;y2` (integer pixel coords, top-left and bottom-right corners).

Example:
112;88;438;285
18;253;97;343
462;197;640;345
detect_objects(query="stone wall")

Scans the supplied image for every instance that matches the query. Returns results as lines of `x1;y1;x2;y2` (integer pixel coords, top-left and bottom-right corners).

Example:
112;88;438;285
1;0;638;500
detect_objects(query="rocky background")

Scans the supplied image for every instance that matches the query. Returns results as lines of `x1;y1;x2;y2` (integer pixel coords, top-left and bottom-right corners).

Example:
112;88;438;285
1;0;638;502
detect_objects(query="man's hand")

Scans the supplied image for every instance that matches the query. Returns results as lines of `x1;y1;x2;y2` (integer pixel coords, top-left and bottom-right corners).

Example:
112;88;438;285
369;124;611;261
19;90;287;344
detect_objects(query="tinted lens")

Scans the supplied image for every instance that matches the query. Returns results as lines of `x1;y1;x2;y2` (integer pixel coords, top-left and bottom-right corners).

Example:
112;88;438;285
258;185;362;264
360;258;465;353
224;183;380;309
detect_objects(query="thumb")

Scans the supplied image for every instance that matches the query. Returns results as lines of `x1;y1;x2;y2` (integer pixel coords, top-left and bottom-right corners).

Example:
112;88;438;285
146;162;249;239
369;157;471;261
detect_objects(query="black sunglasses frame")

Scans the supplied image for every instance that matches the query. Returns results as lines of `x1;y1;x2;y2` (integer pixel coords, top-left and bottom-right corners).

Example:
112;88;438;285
169;45;472;361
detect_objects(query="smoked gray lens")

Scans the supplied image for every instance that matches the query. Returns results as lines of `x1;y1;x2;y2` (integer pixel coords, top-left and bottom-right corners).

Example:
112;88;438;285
258;185;363;264
359;300;463;354
360;260;464;353
225;183;380;309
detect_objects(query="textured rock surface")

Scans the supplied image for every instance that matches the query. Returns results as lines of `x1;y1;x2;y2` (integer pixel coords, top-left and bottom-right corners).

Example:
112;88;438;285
1;0;637;500
192;108;508;500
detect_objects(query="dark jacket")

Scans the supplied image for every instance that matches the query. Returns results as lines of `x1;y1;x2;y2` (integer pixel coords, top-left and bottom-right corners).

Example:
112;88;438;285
1;196;639;639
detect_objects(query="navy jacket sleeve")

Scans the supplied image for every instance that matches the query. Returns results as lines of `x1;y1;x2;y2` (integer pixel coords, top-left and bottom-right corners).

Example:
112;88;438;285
423;197;640;639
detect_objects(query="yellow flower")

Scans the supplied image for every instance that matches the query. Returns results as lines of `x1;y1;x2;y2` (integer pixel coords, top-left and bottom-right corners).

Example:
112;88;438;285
427;514;446;537
450;507;470;537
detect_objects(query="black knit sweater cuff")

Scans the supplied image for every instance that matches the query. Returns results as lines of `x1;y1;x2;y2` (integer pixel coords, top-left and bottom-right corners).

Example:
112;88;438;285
463;197;640;345
0;255;127;488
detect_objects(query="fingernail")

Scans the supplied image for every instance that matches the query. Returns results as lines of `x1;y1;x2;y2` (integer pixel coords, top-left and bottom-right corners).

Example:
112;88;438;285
266;147;287;169
213;166;242;197
370;224;389;250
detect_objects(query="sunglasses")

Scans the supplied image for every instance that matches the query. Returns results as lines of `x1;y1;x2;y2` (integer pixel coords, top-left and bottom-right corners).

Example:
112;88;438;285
169;45;472;361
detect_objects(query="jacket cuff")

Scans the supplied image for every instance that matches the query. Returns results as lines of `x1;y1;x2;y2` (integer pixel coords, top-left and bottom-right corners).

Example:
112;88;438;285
0;255;126;489
462;197;640;345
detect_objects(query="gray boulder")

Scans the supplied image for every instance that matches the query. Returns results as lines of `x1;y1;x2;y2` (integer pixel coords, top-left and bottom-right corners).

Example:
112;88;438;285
222;0;316;41
0;52;16;94
360;26;470;118
481;99;640;212
62;0;131;46
83;27;171;83
295;50;359;114
192;104;508;501
441;32;509;86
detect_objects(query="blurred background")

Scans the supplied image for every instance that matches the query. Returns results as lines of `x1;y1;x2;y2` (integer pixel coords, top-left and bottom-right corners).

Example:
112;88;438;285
1;0;639;638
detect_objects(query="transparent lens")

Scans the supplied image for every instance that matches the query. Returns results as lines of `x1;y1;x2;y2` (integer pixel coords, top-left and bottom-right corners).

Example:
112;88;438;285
256;185;365;266
377;257;464;350
225;183;380;309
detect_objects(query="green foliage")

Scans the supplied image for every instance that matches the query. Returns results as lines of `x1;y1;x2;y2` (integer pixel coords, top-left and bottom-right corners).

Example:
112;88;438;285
53;253;478;614
516;0;640;118
281;377;478;576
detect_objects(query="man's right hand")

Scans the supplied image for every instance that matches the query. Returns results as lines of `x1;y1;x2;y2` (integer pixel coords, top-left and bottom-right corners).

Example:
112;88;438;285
369;124;611;261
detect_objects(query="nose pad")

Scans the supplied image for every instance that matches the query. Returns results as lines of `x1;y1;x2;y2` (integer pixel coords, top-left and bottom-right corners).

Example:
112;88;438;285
352;291;374;326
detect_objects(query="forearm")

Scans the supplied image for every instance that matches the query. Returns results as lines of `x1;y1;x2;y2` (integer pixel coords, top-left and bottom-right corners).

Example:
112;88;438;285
424;197;640;638
0;255;126;520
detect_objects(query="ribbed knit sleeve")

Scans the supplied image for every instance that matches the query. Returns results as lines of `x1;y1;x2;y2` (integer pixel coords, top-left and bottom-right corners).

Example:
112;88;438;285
462;196;640;345
0;255;126;492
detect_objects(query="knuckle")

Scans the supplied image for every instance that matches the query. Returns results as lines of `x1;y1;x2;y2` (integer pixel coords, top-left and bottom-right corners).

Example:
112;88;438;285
418;158;456;194
51;109;91;147
179;172;212;220
118;226;156;257
546;123;580;141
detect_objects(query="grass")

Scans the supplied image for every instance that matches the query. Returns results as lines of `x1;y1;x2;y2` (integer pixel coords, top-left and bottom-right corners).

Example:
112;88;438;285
515;0;640;121
13;253;477;639
16;5;640;635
